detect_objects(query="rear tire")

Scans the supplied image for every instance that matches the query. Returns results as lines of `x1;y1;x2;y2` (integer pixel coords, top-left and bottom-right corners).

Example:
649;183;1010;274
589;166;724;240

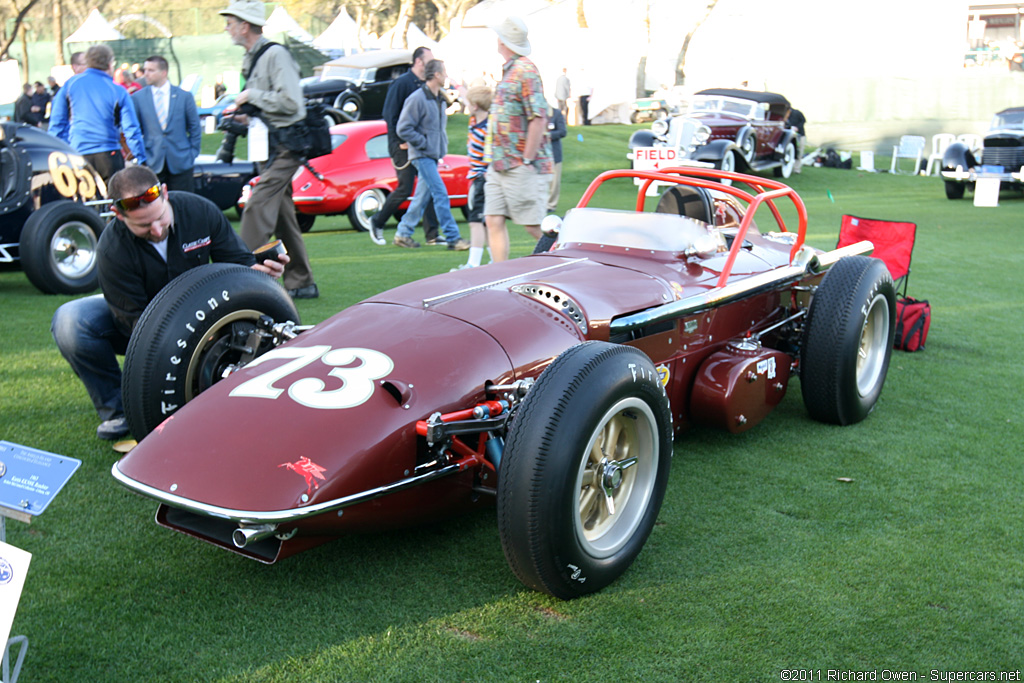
800;256;895;425
20;201;104;295
122;264;299;440
297;213;315;233
347;188;386;232
497;342;673;598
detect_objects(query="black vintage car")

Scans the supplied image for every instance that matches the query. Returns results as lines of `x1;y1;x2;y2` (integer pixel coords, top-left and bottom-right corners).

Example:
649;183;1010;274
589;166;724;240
0;122;255;295
941;107;1024;199
302;49;412;123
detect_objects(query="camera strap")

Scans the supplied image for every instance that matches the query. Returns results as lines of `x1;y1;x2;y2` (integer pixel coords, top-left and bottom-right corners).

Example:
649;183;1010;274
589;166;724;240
242;41;283;84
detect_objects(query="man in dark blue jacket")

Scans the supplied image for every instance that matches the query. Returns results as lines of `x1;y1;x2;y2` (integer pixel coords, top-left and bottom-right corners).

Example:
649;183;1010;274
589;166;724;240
49;44;147;183
369;46;439;246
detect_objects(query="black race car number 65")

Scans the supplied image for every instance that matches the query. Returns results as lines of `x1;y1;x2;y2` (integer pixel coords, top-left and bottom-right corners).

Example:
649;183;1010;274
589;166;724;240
47;151;98;200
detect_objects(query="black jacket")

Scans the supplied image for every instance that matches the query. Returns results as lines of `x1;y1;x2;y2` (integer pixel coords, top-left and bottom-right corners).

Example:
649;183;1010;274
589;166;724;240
382;70;426;148
97;192;256;336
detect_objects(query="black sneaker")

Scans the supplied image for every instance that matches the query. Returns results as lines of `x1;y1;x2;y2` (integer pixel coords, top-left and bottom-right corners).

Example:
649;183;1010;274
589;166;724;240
287;284;320;299
369;217;385;246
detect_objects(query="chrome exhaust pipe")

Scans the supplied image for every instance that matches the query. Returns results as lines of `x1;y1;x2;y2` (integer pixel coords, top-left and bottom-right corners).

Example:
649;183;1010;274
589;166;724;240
232;523;278;548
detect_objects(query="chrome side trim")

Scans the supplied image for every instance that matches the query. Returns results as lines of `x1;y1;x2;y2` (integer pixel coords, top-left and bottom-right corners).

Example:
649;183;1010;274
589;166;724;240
609;241;873;335
112;461;463;525
422;257;589;308
293;196;326;203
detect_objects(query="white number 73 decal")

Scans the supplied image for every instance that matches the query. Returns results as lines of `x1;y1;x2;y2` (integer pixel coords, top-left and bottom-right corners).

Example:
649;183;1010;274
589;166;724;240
229;345;394;409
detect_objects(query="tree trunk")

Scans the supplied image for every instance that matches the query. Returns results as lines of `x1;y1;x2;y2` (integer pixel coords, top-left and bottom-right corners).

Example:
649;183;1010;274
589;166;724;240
395;0;417;48
576;0;589;28
54;1;65;66
20;24;30;82
0;0;42;63
675;0;719;86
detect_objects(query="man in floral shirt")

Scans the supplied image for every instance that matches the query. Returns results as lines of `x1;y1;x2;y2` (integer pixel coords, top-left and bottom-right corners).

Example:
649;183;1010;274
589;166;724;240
484;15;552;262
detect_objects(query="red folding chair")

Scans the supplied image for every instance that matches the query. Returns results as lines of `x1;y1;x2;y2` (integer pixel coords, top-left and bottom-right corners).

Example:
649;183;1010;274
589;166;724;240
837;214;917;297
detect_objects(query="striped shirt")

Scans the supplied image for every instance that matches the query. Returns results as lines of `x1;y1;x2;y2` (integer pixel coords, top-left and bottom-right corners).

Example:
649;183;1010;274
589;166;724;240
467;115;488;179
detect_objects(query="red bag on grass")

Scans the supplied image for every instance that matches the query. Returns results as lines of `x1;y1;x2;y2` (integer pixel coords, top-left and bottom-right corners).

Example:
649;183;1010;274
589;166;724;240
894;297;930;351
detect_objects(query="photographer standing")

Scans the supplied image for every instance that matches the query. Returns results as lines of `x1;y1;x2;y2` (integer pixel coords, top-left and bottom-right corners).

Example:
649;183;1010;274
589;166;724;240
220;0;318;299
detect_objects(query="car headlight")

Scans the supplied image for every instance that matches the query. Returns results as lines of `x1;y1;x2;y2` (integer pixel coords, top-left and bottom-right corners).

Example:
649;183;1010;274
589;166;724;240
693;125;711;145
651;119;669;137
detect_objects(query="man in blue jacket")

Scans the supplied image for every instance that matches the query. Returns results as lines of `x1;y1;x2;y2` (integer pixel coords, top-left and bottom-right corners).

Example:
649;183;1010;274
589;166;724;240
393;59;468;251
49;44;146;183
132;55;201;192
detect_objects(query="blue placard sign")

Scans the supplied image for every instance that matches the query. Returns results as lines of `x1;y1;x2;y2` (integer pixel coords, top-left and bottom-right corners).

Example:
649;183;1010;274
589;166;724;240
0;441;82;516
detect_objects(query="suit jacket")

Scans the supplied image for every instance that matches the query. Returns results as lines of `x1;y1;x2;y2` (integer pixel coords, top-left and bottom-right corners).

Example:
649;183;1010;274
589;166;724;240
132;84;201;175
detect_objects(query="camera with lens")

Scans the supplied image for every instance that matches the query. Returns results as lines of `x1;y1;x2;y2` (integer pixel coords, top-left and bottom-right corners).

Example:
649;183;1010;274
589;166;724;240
215;102;260;163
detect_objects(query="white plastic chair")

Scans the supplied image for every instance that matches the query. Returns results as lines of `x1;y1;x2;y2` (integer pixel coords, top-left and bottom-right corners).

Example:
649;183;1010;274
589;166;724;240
924;133;957;176
957;133;983;156
890;135;926;175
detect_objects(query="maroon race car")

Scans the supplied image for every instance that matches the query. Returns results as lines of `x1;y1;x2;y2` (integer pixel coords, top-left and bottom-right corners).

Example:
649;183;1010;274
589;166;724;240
238;119;471;233
112;167;895;599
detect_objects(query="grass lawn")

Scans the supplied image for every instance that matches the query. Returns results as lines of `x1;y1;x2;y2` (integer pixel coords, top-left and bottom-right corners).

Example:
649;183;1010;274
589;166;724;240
1;119;1022;682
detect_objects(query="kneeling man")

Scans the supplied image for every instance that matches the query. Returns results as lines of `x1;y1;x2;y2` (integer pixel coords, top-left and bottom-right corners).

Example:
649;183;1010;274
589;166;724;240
51;166;288;440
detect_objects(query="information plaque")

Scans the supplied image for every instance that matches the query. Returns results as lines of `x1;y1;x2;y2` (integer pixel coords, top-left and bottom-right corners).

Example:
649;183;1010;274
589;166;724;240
0;441;81;518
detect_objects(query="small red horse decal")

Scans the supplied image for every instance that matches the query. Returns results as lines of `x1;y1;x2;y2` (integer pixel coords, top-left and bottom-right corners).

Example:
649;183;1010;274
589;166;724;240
278;456;327;496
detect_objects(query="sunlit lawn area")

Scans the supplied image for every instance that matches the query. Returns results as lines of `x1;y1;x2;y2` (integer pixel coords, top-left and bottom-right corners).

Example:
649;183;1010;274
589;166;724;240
1;119;1022;681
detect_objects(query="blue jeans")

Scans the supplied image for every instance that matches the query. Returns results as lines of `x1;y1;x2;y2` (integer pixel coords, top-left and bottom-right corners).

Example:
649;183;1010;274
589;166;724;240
396;157;461;244
51;294;129;421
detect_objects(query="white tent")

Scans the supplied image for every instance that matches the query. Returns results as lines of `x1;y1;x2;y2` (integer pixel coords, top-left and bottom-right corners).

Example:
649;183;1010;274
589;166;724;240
371;22;438;52
313;10;367;54
65;9;126;43
264;6;315;45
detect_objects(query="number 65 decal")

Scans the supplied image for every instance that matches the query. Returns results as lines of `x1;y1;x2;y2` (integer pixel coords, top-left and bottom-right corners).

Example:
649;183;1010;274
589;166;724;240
229;345;394;409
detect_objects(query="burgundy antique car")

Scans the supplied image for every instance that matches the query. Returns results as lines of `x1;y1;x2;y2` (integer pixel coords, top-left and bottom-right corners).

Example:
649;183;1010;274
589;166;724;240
629;89;799;181
238;119;471;232
112;167;895;599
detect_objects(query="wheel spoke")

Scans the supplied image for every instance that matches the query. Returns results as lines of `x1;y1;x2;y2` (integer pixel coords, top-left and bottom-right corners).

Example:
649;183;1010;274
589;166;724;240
603;490;616;517
578;486;598;524
604;417;622;457
618;456;639;471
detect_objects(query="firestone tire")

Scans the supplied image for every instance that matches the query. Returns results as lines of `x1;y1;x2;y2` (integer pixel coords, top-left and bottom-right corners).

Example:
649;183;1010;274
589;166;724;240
800;256;896;426
20;201;104;295
497;341;673;599
122;263;299;440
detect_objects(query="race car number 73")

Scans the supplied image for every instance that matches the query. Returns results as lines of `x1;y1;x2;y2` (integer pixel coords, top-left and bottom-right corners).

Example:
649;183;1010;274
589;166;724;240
229;345;394;409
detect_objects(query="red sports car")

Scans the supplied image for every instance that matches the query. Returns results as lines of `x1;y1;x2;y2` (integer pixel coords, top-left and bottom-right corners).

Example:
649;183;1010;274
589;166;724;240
239;119;471;232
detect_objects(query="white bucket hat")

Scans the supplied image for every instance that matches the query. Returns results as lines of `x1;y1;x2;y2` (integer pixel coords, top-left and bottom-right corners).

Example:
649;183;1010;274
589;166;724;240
492;16;531;57
219;0;267;27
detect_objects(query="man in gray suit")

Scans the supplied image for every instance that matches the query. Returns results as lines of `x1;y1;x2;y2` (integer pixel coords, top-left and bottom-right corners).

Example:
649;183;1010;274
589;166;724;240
132;55;201;192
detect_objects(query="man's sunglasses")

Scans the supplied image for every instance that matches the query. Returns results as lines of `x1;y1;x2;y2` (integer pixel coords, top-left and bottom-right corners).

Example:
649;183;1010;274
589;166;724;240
113;185;162;212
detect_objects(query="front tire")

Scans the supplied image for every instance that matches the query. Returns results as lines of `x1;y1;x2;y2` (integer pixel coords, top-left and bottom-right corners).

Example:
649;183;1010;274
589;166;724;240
800;256;896;425
296;213;315;233
122;263;299;440
944;180;965;199
347;188;386;232
774;140;797;178
20;201;104;294
715;150;737;186
334;92;363;122
498;342;673;599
